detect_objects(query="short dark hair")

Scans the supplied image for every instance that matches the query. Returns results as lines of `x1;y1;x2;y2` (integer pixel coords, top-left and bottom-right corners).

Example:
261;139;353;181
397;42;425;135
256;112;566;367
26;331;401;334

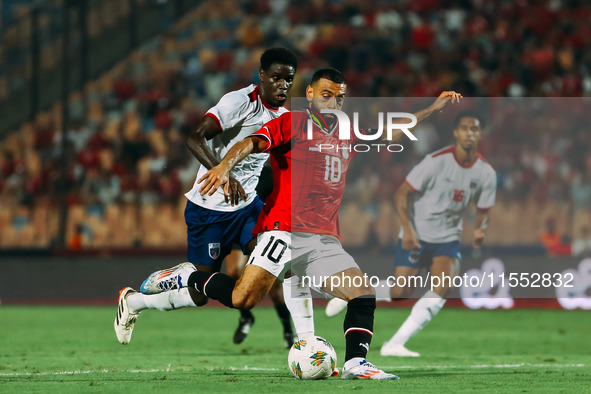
310;68;347;85
454;109;485;129
260;47;298;72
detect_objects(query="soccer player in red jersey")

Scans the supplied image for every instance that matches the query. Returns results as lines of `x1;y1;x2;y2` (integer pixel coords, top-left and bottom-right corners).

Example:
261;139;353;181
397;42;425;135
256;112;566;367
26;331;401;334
151;68;461;379
114;48;305;348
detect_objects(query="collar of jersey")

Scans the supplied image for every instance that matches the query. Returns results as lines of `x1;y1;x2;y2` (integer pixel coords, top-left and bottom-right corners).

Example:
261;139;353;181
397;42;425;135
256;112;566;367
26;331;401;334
452;145;480;168
305;108;338;135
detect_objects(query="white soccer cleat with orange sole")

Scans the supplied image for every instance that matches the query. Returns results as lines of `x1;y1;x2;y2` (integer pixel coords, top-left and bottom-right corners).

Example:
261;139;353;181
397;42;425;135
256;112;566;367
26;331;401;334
114;287;140;345
341;360;400;380
140;262;196;294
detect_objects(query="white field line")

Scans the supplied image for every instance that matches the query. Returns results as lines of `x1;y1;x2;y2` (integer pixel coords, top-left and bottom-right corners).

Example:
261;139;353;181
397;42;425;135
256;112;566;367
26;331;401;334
0;366;281;377
387;363;587;369
0;363;586;377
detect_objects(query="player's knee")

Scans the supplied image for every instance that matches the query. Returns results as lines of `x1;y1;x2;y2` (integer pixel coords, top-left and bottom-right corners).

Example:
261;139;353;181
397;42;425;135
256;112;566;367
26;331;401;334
243;298;258;310
343;284;375;300
232;296;255;310
231;292;256;310
360;285;376;297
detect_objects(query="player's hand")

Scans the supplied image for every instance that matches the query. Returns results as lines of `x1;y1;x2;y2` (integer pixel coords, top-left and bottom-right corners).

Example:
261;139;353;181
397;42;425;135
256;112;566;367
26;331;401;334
402;228;421;250
198;164;231;197
473;227;486;248
224;176;247;206
430;91;463;112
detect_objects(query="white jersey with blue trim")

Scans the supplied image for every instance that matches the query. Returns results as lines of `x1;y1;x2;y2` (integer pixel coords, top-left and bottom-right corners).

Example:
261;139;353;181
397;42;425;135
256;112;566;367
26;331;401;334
185;84;288;212
400;145;497;243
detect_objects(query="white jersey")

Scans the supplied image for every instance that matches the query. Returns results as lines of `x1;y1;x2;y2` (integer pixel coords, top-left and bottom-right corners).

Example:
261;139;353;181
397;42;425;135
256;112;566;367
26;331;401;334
400;145;497;243
185;84;288;211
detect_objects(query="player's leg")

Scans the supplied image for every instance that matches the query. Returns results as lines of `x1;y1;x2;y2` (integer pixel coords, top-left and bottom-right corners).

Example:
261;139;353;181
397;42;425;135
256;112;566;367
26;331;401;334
380;240;430;356
388;238;424;300
232;265;278;308
124;204;230;313
325;239;419;317
114;264;201;344
383;242;460;357
186;231;291;311
395;254;458;336
282;272;315;340
126;200;230;309
268;280;296;347
224;247;257;344
128;262;209;308
228;199;267;344
114;201;227;344
305;235;397;380
115;262;215;344
225;247;246;278
186;253;279;311
321;268;376;369
236;201;301;347
321;267;398;380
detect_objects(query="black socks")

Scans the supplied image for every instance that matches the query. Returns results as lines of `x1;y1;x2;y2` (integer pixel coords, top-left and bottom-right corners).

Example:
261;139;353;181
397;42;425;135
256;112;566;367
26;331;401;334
343;296;376;361
188;271;236;308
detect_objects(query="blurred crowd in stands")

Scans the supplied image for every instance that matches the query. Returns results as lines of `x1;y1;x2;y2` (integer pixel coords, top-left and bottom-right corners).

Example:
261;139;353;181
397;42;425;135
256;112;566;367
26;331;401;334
0;0;590;251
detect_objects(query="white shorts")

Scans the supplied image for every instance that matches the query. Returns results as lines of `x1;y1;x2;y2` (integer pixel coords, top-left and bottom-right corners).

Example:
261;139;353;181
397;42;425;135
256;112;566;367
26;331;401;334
247;231;359;290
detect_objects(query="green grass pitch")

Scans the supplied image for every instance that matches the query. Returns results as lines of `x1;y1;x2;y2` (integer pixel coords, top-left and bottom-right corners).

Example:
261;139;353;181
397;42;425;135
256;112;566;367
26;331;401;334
0;305;590;393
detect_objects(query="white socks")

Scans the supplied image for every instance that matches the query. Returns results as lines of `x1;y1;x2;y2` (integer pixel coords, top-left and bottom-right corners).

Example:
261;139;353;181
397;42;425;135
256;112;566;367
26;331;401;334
127;288;197;313
375;279;392;302
387;290;446;346
283;276;315;339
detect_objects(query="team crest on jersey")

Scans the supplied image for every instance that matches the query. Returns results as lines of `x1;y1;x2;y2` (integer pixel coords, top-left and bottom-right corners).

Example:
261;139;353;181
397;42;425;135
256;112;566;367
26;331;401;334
470;179;477;190
208;243;221;259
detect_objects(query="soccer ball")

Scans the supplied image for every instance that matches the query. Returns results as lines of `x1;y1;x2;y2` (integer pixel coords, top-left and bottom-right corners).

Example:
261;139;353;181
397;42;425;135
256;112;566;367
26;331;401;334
288;335;337;380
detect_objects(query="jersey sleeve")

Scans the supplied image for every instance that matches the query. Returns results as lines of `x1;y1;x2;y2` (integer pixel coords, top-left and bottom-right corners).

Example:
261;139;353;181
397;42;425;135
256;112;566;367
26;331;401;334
477;167;497;209
205;90;251;131
405;155;436;192
251;112;292;152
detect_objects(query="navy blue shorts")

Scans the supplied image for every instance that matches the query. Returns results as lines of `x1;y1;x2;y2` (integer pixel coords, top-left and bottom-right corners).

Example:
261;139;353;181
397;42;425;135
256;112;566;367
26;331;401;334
394;239;461;269
185;197;264;267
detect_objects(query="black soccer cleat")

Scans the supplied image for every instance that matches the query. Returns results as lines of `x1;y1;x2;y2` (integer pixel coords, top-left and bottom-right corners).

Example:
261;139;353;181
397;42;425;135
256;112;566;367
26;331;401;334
233;315;255;344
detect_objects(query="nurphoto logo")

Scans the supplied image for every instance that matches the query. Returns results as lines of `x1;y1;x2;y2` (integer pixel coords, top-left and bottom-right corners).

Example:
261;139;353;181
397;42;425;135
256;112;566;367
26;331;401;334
307;109;418;141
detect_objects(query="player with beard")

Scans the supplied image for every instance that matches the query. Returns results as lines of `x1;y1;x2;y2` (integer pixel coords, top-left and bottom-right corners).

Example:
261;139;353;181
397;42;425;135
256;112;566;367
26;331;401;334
146;68;460;379
115;47;313;349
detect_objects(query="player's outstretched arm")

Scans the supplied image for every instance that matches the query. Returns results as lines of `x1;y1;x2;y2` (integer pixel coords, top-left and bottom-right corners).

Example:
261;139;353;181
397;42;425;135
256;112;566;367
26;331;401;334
395;181;421;250
386;91;462;143
473;209;490;248
188;116;246;205
198;136;269;204
420;91;463;119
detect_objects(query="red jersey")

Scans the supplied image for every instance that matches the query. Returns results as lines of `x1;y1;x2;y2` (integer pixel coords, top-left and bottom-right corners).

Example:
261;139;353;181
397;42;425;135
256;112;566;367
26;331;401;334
251;108;360;238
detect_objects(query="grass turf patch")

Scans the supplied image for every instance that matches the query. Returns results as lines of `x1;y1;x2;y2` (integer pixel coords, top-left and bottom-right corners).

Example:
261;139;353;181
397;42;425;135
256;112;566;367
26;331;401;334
0;306;589;393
